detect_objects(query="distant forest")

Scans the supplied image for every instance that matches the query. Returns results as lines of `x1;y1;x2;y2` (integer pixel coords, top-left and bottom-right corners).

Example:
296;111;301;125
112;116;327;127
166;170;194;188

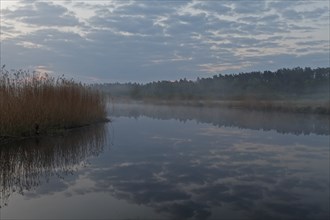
96;67;329;100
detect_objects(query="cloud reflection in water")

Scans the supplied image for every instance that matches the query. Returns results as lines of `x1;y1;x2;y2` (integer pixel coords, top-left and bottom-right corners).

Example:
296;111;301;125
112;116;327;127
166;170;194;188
1;104;329;220
0;123;108;208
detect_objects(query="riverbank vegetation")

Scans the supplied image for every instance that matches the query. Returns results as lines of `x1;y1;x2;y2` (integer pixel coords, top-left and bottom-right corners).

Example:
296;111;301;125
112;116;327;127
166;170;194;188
96;67;329;114
0;67;107;140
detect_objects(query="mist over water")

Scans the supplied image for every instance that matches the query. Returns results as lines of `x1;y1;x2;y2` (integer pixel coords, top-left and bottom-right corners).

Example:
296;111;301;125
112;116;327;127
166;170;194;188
0;103;329;220
110;102;330;136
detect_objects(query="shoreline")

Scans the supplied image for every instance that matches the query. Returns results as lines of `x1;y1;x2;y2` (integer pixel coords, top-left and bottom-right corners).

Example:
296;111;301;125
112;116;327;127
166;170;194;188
111;98;330;115
0;118;110;145
1;68;108;143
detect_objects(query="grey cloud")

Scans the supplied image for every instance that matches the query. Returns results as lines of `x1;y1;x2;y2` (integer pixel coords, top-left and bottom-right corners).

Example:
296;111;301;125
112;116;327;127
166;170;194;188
3;1;80;26
1;0;328;82
1;29;105;80
233;1;267;14
267;1;302;10
239;14;280;23
287;23;317;32
2;39;55;68
2;3;35;18
89;14;162;36
114;1;178;17
238;52;330;75
0;24;22;37
73;1;101;10
270;1;329;22
0;25;16;32
231;37;262;46
260;14;280;22
302;7;329;19
237;16;301;36
254;23;287;34
296;40;328;46
85;10;224;79
166;14;210;35
12;29;88;58
282;9;303;20
236;16;289;35
192;1;232;14
239;15;260;23
12;27;154;80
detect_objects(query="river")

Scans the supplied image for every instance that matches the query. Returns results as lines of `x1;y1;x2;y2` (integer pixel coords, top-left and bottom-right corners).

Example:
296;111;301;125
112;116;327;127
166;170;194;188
0;103;329;220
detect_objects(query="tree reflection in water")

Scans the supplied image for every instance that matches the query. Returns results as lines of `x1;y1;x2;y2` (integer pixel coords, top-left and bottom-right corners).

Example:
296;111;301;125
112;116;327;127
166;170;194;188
0;123;108;208
110;102;330;136
0;103;329;219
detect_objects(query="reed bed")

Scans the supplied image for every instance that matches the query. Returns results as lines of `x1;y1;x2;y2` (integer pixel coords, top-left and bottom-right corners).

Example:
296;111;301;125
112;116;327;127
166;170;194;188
0;68;107;138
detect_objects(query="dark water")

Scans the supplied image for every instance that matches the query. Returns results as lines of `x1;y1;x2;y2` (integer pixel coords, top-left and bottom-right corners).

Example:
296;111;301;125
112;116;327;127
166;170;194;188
0;103;329;220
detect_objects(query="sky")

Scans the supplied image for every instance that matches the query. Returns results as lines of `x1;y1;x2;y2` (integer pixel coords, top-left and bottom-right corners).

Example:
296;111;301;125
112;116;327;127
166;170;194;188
0;0;329;83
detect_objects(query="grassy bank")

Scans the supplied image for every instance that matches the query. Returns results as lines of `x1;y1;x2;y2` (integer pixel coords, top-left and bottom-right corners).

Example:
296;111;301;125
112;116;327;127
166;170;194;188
0;68;107;140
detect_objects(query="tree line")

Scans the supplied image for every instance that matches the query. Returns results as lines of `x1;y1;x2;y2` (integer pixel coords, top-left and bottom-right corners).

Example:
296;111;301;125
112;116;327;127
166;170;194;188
96;67;329;100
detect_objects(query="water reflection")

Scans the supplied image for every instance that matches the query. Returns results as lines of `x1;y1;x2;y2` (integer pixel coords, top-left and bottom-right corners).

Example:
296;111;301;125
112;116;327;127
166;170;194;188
110;102;330;136
86;122;329;220
0;123;108;208
1;103;329;220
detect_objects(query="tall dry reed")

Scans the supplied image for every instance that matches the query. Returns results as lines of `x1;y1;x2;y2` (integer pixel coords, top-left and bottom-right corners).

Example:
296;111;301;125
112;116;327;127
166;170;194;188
0;68;107;137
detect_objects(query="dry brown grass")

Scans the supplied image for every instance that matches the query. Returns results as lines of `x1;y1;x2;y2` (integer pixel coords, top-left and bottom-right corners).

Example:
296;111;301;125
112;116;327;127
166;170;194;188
0;68;107;137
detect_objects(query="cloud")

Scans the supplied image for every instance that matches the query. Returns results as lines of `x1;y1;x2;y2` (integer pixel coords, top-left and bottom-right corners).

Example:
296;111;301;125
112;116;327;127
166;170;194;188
282;9;303;20
233;1;267;14
192;1;232;14
302;7;329;20
1;0;329;82
2;1;81;27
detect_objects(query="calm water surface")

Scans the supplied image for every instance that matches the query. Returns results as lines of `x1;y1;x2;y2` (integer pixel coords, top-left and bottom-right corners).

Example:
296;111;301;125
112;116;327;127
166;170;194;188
0;103;329;220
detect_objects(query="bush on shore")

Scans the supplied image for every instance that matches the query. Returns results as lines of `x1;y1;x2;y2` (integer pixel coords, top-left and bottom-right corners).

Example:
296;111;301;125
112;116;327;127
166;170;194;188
0;68;107;138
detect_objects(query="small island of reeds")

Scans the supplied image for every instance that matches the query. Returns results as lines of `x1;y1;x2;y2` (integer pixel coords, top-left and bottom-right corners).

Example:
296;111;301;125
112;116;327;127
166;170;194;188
0;67;107;142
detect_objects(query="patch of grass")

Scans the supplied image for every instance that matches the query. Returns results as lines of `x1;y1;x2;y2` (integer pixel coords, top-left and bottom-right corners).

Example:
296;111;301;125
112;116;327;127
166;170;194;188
0;68;107;138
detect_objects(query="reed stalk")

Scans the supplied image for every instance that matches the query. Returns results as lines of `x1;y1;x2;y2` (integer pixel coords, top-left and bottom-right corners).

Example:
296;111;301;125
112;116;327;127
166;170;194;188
0;68;107;137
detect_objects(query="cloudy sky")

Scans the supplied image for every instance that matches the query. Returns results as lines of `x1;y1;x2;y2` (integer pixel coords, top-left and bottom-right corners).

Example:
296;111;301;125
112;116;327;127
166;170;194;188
0;0;329;83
